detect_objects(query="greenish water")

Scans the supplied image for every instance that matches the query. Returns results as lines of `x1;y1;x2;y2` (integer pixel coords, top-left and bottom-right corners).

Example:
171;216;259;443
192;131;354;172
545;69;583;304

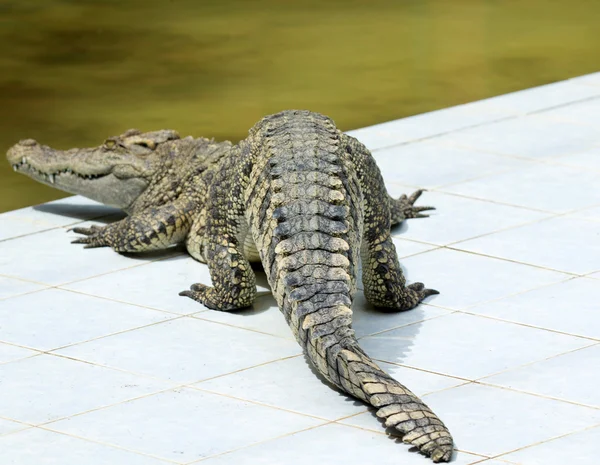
1;0;599;212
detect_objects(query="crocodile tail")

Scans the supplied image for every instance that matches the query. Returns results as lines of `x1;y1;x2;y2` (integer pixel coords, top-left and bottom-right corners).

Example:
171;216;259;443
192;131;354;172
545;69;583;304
266;175;453;461
246;111;452;462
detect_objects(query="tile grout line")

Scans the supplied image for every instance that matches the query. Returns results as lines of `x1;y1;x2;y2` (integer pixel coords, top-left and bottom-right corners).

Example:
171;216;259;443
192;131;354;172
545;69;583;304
433;135;600;169
443;245;582;276
34;425;185;464
474;341;600;383
366;90;600;154
488;423;600;462
474;378;600;411
330;418;491;461
0;210;122;243
455;307;600;342
184;421;339;464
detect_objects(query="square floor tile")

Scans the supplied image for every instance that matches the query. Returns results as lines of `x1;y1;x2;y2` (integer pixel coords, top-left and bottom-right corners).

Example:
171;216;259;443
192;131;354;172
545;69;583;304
537;97;600;126
0;342;39;364
359;313;589;380
444;115;600;159
442;162;600;213
64;255;214;315
346;102;515;151
351;291;451;338
390;191;549;245
0;288;174;351
47;388;323;462
398;248;568;310
0;226;152;285
55;317;302;383
0;354;172;424
199;422;483;465
0;428;172;464
420;383;600;456
468;278;600;340
0;196;121;242
373;141;531;188
198;355;464;422
455;216;600;274
0;276;47;300
478;80;600;114
501;426;600;465
483;344;600;407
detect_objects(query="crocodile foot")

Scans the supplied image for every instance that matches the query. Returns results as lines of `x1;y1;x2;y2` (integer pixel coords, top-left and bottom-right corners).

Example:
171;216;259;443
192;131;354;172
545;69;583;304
373;282;439;312
399;189;435;219
69;224;111;248
179;283;247;311
407;282;439;301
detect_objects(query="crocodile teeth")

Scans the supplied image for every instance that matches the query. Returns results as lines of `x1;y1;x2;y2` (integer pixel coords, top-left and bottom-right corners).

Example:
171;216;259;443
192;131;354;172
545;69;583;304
21;157;26;164
13;165;18;172
48;174;55;184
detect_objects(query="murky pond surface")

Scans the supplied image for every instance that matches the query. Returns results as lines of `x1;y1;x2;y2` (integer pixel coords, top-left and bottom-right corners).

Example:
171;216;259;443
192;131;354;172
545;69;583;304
1;0;599;211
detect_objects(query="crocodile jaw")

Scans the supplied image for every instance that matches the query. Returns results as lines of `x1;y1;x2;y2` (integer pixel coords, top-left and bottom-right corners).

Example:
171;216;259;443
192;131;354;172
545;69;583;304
7;139;149;210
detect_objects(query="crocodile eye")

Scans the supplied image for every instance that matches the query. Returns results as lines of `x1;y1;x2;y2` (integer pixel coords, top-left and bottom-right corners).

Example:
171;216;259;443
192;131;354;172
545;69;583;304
136;140;156;150
103;139;117;149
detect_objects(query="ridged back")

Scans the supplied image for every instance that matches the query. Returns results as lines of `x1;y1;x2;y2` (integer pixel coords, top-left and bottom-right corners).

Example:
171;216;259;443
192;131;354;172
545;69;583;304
245;111;362;380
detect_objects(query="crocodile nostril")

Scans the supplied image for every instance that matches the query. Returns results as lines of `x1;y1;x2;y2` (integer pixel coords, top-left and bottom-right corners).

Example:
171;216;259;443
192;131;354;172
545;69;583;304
18;139;38;147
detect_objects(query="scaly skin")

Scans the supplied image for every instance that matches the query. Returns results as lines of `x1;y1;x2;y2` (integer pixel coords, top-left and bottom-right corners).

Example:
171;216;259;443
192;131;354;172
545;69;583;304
180;110;453;462
7;112;449;461
7;129;232;257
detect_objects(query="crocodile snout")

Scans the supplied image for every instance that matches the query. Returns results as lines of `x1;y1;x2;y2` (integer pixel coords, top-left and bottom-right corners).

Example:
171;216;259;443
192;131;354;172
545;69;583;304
6;139;39;165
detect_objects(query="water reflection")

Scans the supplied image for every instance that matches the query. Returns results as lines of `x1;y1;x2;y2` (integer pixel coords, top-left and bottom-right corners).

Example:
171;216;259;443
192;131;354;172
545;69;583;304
2;0;599;211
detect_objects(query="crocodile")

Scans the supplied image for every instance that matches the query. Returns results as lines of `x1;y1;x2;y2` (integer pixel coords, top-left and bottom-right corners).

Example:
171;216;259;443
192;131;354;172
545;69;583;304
7;110;453;461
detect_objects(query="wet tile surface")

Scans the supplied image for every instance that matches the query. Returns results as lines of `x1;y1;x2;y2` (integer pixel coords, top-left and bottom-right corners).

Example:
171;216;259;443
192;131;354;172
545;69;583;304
2;74;600;463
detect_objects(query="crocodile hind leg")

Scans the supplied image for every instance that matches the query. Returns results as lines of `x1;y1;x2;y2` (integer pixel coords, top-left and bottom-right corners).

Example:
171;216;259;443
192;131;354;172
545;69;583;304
179;149;257;311
71;198;195;252
179;233;256;311
342;134;437;310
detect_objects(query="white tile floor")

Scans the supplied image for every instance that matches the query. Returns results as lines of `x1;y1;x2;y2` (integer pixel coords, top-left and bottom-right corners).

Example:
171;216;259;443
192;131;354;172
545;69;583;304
1;73;599;464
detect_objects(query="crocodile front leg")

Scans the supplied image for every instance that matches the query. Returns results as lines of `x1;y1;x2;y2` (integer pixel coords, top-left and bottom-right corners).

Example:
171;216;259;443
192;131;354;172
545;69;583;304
179;235;256;310
71;199;194;252
179;146;257;311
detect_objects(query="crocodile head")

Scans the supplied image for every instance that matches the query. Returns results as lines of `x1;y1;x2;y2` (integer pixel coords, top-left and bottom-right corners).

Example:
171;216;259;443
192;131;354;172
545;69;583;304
7;129;180;210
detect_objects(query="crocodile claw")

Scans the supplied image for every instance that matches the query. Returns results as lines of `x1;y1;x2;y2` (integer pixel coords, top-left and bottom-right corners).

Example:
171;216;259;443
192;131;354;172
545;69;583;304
399;189;435;219
179;283;222;310
408;282;439;300
68;224;110;248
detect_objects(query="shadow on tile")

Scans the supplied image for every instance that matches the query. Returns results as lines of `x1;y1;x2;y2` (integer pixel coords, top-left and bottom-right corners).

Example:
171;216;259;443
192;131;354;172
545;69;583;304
34;202;125;222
